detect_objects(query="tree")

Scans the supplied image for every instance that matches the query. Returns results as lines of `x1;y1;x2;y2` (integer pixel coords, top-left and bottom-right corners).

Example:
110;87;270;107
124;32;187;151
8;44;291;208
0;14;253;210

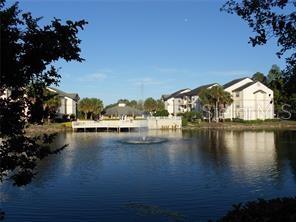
156;99;165;111
268;65;283;84
144;97;158;113
222;1;295;70
136;100;144;111
117;98;130;105
78;98;103;119
267;65;285;116
199;86;233;122
43;91;61;122
89;98;103;119
129;100;138;108
222;0;296;119
252;72;267;84
0;0;87;190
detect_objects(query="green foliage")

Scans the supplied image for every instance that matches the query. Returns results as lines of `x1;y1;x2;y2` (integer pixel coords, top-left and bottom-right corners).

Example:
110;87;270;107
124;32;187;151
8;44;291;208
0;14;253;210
156;99;165;111
178;111;202;127
0;0;86;188
222;1;295;118
44;92;61;113
109;98;163;113
43;90;61;121
69;114;76;121
252;72;267;84
129;100;138;108
78;98;103;120
221;1;295;66
104;99;144;111
153;109;169;117
216;197;296;222
199;86;233;122
117;99;130;104
267;65;285;116
181;118;188;127
245;64;293;119
232;118;281;124
144;97;158;112
180;111;202;122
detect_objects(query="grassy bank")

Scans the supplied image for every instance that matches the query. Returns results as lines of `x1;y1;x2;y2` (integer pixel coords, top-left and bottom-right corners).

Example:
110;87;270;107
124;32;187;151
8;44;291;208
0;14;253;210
26;120;296;134
183;120;296;130
26;122;72;134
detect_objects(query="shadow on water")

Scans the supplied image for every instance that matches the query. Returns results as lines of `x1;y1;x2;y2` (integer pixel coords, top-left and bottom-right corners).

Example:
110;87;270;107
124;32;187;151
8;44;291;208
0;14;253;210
124;202;186;222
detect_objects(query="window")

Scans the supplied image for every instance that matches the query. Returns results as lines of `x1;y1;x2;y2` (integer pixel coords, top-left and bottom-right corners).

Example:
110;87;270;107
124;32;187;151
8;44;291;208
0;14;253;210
236;104;240;108
236;92;239;97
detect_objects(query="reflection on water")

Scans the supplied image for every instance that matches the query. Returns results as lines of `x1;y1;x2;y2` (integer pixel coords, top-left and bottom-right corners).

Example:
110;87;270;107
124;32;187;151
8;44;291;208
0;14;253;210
1;130;296;222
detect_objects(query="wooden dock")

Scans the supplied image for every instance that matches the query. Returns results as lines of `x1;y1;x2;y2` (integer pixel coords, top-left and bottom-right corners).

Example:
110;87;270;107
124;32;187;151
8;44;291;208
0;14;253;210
72;117;182;132
72;120;147;132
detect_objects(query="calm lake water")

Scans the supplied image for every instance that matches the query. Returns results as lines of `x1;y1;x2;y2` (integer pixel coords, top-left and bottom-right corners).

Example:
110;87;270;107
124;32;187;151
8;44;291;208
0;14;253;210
1;130;296;221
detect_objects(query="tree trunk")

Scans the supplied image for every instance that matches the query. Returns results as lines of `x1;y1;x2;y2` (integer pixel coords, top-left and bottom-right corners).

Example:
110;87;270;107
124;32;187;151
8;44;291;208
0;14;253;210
215;101;219;122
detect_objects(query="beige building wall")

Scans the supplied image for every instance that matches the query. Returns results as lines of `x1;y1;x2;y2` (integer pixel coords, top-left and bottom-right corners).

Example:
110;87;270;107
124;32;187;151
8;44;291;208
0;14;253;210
241;82;274;120
224;79;274;120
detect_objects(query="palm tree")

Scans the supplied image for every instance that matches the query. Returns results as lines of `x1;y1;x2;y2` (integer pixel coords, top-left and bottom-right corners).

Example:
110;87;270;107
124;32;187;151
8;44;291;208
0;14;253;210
199;86;233;122
78;98;91;119
44;91;61;122
144;97;157;113
89;98;103;119
78;98;103;120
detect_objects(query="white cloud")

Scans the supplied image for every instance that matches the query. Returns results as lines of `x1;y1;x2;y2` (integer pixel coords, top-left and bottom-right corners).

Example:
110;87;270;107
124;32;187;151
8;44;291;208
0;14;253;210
88;72;107;80
79;71;107;81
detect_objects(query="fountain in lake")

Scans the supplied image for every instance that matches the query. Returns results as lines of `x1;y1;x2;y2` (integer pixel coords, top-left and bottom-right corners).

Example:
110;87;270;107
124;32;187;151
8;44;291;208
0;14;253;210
121;136;168;144
120;83;168;145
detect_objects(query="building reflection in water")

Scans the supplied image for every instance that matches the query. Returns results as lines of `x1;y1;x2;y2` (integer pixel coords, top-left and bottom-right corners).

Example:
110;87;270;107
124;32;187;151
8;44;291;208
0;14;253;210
181;130;296;188
223;130;278;185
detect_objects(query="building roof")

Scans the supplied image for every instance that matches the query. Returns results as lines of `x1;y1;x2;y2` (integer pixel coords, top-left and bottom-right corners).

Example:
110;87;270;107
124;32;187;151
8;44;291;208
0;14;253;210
223;77;250;89
184;83;217;97
232;81;256;92
104;105;143;116
164;88;190;100
161;94;170;100
47;87;80;101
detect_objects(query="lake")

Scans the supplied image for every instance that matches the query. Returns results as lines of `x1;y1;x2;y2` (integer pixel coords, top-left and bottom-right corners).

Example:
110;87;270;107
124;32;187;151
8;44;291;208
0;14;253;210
1;130;296;221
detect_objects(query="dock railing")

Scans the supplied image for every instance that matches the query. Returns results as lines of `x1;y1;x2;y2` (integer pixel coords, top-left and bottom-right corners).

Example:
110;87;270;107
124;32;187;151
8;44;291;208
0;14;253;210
72;116;182;131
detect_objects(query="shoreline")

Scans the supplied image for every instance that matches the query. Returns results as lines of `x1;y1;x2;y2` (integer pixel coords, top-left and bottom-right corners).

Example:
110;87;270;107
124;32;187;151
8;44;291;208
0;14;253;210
183;120;296;130
26;120;296;134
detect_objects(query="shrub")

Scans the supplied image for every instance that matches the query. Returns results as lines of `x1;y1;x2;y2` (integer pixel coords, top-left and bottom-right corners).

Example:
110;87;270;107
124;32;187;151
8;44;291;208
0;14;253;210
70;114;76;121
153;110;169;117
231;118;280;124
181;111;203;122
62;114;69;122
216;197;296;222
232;118;244;123
181;118;188;127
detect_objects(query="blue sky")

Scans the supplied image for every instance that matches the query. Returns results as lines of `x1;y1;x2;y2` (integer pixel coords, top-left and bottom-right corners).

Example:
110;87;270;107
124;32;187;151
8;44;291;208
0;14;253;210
17;0;285;105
